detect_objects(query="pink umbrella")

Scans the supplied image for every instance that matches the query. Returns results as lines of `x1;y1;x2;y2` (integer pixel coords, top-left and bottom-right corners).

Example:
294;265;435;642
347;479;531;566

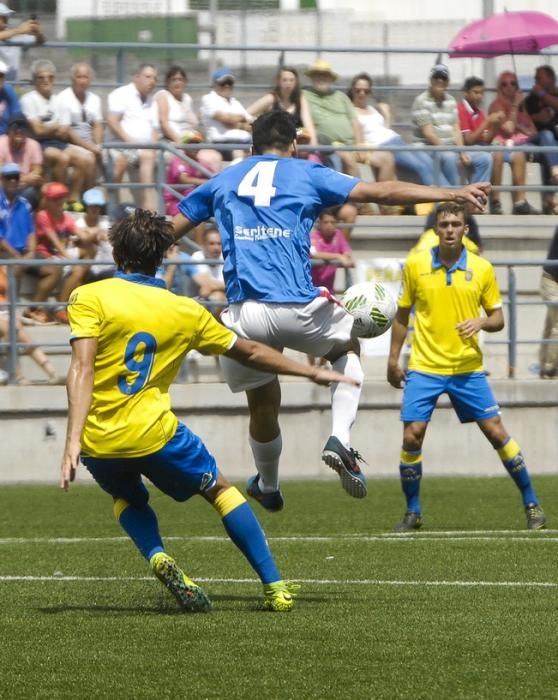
449;10;558;58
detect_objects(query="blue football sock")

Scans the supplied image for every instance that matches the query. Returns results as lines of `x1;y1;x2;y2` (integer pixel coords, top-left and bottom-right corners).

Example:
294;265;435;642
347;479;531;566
399;448;423;514
213;487;280;584
114;499;164;561
497;438;538;507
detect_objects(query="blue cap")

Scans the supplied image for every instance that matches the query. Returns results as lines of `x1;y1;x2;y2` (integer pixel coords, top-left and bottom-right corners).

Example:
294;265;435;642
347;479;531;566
212;67;234;83
82;188;106;207
1;162;20;176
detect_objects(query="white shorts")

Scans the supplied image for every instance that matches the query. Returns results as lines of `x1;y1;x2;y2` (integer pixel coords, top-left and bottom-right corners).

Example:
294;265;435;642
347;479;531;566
219;293;354;393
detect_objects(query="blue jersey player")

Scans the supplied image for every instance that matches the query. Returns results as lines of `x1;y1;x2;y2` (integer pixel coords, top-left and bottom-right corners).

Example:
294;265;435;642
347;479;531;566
173;110;490;511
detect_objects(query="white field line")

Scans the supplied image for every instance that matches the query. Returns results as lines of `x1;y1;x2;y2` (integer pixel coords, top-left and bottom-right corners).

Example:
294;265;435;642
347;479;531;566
0;575;557;589
1;532;558;545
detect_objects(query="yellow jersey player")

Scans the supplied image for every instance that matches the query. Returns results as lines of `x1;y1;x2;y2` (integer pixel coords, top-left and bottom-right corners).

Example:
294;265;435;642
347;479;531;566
387;201;545;531
60;209;358;612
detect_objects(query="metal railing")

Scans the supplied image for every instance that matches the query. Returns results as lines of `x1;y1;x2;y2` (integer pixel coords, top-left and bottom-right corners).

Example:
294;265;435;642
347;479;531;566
99;140;558;216
1;258;557;385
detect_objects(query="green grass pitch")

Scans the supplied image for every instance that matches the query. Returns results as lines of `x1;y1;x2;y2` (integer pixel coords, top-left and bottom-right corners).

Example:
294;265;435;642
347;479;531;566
1;476;557;699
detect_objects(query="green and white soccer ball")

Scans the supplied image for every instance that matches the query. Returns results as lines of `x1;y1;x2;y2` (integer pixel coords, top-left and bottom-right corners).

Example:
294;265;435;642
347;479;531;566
342;281;397;339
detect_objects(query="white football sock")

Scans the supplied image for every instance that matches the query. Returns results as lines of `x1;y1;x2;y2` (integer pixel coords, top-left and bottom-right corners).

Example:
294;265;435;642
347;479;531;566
330;352;364;448
248;433;282;492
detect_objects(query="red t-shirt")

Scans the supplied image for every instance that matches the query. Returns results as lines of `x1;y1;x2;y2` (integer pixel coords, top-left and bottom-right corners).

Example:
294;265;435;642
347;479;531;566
458;100;490;144
35;209;76;258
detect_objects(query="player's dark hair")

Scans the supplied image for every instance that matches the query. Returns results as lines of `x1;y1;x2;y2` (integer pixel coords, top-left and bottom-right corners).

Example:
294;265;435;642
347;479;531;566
435;201;466;221
252;110;296;154
110;209;174;276
462;76;484;92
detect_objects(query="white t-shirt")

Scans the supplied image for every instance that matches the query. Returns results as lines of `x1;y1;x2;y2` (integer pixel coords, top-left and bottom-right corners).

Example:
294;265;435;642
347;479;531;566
156;89;198;138
20;90;69;128
357;106;397;146
191;249;224;283
107;82;159;143
200;90;251;143
57;88;103;142
74;215;114;276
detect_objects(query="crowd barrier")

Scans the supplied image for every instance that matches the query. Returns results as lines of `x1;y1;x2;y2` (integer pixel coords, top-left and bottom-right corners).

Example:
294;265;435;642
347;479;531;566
1;258;557;384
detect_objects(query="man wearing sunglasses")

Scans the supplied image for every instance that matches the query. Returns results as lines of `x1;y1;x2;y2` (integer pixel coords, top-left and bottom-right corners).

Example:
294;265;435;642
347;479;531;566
0;162;35;265
200;67;252;161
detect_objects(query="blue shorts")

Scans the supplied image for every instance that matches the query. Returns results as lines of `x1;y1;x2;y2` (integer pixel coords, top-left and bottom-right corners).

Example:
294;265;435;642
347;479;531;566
82;422;218;506
401;370;501;424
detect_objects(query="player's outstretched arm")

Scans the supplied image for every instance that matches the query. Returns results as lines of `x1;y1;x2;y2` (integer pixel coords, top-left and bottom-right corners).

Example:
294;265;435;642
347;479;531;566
387;307;411;389
348;181;490;212
60;338;97;491
172;212;199;242
225;337;360;387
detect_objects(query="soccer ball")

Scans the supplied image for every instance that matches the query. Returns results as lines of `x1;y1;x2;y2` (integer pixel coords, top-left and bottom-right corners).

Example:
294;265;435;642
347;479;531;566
341;281;397;339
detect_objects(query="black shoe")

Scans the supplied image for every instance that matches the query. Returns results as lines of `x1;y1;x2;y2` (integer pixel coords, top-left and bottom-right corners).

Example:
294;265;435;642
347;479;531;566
394;511;423;532
489;199;503;215
321;435;367;498
246;474;284;512
525;504;546;530
513;201;540;215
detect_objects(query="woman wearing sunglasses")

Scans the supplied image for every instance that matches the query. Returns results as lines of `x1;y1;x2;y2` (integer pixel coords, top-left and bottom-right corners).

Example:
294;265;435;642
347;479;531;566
349;72;435;186
488;71;538;215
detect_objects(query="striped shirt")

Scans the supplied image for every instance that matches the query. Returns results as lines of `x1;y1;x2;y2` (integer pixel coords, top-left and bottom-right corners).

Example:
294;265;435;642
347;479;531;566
412;89;457;145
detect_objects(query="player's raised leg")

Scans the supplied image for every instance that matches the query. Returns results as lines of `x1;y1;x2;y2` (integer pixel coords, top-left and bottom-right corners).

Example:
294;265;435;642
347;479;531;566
477;417;546;530
322;339;367;498
204;473;295;611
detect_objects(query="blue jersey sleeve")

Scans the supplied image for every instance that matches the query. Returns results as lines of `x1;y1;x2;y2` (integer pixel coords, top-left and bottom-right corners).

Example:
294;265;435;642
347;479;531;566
177;180;215;225
309;163;360;209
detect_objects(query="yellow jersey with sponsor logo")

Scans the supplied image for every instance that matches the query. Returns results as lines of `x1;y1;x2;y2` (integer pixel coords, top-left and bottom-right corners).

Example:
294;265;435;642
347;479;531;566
68;272;236;458
399;247;501;375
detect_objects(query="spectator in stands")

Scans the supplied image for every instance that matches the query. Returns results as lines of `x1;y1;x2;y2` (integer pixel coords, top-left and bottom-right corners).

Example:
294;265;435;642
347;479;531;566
58;188;112;324
412;63;491;187
158;242;194;297
0;113;43;208
0;58;19;134
0;265;61;384
0;163;34;280
23;182;76;325
0;4;45;81
21;60;98;211
57;62;104;195
539;225;558;379
200;67;253;161
310;209;354;294
107;64;159;211
164;152;215;247
524;65;558;214
248;66;318;146
303;60;395;181
488;71;539;215
156;65;222;173
190;227;226;314
349;72;435;185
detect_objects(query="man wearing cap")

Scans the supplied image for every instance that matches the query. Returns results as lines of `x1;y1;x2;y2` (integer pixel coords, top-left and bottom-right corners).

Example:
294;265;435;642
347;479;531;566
0;162;34;264
107;64;159;211
412;64;492;187
0;4;45;81
302;60;394;181
200;67;252;160
0;112;42;208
